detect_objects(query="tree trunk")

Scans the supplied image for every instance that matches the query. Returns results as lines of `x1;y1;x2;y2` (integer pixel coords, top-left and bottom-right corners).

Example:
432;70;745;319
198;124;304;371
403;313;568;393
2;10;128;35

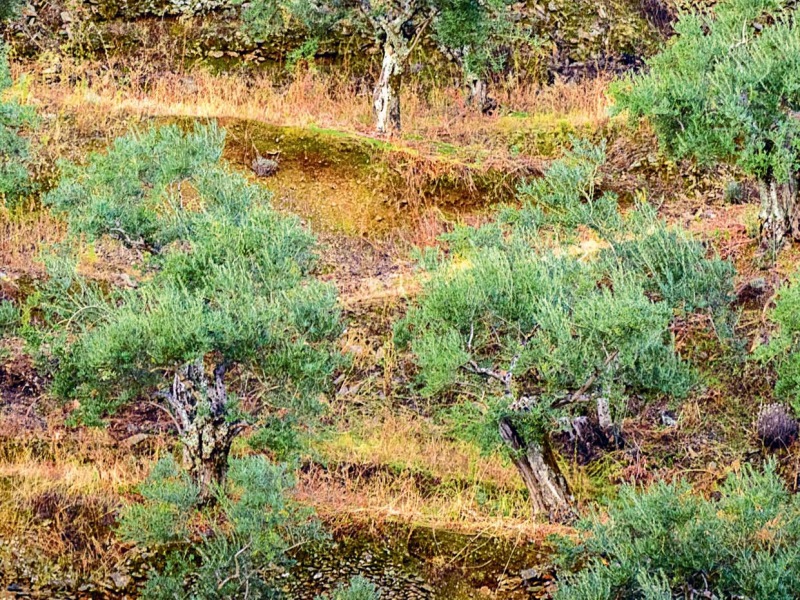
168;360;241;504
499;417;572;521
180;413;237;504
460;47;494;114
758;175;800;252
466;75;488;111
374;39;405;134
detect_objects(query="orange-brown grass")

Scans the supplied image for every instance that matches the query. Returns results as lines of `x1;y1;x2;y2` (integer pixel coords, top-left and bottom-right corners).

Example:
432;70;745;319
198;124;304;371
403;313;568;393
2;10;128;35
0;208;65;278
0;421;152;583
294;409;560;538
21;55;611;164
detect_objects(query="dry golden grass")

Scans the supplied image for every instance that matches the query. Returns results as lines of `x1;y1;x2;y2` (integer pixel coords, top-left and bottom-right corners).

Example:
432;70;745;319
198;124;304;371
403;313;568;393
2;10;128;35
0;207;65;277
320;409;521;488
21;55;611;162
295;465;563;541
292;409;562;538
0;423;152;580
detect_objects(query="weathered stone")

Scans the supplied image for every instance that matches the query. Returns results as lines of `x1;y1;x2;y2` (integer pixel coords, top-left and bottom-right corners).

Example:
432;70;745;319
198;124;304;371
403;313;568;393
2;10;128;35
756;403;799;449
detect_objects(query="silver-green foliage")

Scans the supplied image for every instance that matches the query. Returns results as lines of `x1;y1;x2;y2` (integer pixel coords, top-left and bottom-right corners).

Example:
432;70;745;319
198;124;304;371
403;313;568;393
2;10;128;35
317;576;382;600
400;142;733;449
554;461;800;600
0;299;19;335
0;0;24;21
45;122;226;251
757;274;800;415
0;44;35;209
119;455;321;599
432;0;517;78
39;124;341;425
612;0;800;184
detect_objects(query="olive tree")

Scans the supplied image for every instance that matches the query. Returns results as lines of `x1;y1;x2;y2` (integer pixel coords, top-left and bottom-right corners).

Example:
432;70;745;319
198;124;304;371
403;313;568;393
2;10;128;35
399;142;733;519
239;0;507;132
612;0;800;252
39;123;342;502
432;0;516;112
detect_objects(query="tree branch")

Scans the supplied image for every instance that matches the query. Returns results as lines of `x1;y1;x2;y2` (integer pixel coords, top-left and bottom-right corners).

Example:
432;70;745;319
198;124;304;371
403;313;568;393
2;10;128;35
550;350;620;409
407;8;436;56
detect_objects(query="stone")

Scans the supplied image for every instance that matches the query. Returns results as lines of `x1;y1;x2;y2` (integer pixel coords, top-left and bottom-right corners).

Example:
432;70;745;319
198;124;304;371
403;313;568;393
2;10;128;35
110;571;131;589
660;410;678;427
756;403;798;449
252;156;279;177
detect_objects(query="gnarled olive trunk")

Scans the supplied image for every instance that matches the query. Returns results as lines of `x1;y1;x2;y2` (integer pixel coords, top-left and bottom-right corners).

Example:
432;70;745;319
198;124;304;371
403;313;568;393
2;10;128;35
167;359;242;504
499;417;572;521
180;413;237;503
374;38;406;134
758;175;800;251
466;74;488;110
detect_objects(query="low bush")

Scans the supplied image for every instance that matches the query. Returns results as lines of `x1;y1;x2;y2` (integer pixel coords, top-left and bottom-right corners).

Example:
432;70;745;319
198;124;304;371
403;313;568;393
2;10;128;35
317;576;381;600
0;44;36;209
45;122;225;251
0;299;19;335
399;141;734;517
757;274;800;415
554;461;800;600
119;455;322;598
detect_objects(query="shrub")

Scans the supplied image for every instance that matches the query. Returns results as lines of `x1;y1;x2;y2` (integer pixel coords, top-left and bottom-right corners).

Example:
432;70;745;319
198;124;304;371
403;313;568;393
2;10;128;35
317;576;381;600
553;461;800;600
757;274;800;415
611;0;800;250
35;124;342;502
0;44;36;209
119;455;322;598
0;299;19;335
400;141;734;518
512;139;619;233
45;122;225;251
0;0;24;21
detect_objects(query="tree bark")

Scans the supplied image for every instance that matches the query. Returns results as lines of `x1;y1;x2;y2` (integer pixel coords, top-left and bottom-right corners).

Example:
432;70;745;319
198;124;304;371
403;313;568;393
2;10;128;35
180;413;237;504
758;175;800;252
374;38;406;134
167;359;241;504
499;417;572;521
466;75;488;111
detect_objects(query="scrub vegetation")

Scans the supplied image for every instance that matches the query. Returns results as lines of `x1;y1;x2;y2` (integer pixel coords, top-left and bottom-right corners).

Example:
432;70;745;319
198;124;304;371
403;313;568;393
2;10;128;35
3;0;800;598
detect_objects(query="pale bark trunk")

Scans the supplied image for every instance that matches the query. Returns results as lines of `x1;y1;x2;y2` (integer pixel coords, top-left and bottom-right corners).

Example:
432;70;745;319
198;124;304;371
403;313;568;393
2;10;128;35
596;396;612;431
459;47;491;113
466;75;488;111
499;417;572;520
374;39;405;134
758;175;800;252
167;359;241;504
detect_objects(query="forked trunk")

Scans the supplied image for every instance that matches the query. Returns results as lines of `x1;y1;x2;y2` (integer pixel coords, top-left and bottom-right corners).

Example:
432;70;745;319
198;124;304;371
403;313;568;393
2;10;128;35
374;40;405;134
499;417;572;521
167;360;242;504
758;175;800;252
